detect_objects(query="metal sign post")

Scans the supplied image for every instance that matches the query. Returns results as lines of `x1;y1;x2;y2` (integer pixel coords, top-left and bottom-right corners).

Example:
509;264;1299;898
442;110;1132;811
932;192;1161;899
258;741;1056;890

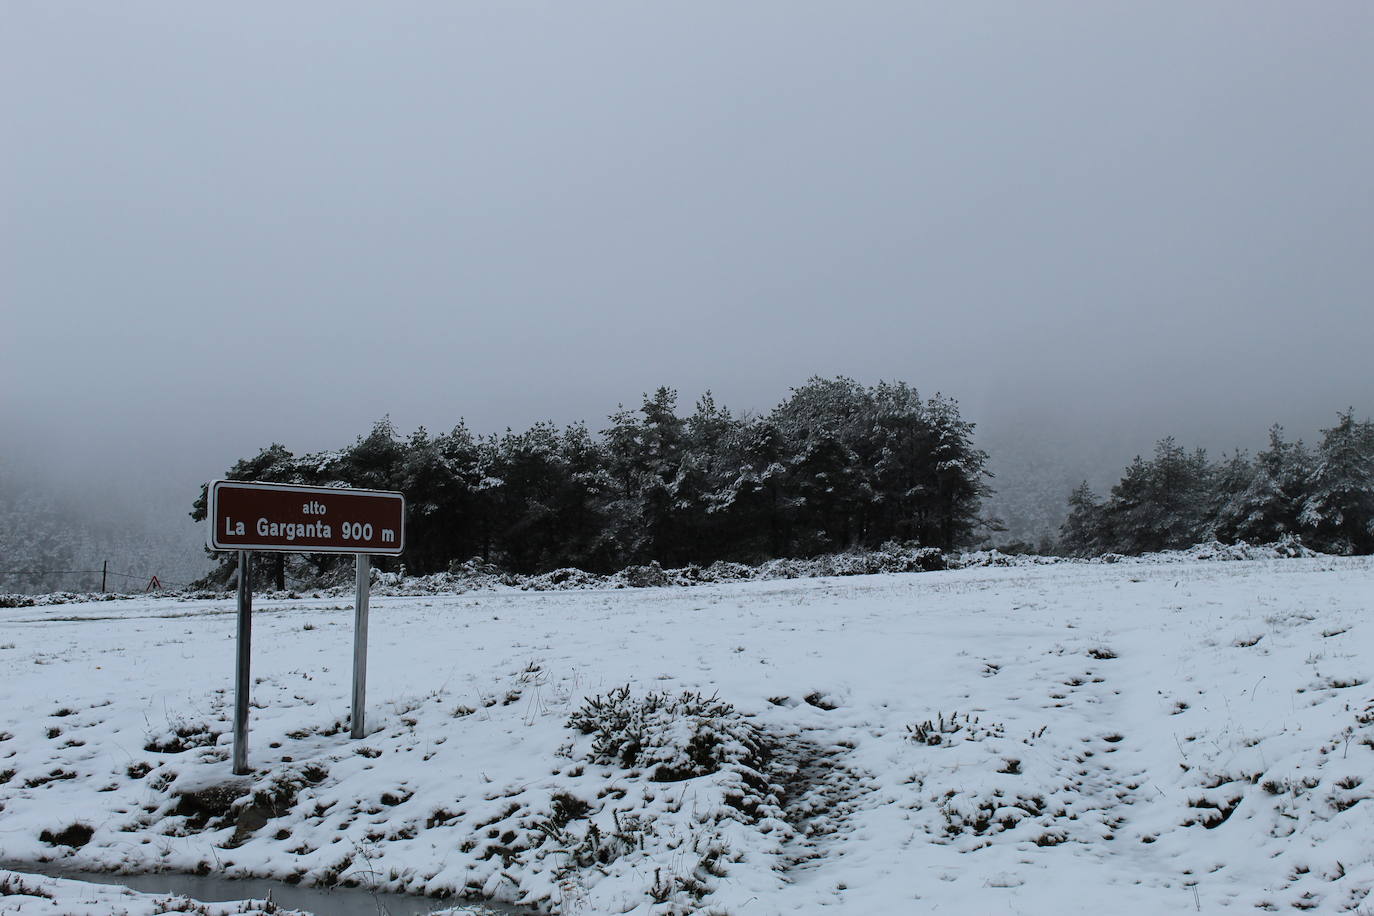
351;554;370;738
207;480;404;773
233;551;252;775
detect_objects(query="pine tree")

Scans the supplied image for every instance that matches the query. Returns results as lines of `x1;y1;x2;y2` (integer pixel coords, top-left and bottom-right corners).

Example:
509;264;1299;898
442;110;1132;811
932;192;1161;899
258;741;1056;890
1209;449;1254;543
1300;410;1374;554
399;424;486;573
706;416;797;559
598;404;649;564
1059;482;1105;556
670;393;741;563
637;387;688;563
921;394;992;550
1216;426;1309;543
772;378;873;552
341;418;406;490
869;381;931;543
1101;439;1212;553
492;422;580;571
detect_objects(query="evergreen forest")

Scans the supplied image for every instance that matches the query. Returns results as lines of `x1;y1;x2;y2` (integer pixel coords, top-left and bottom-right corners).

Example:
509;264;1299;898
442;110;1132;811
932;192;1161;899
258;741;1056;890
1059;411;1374;557
191;378;992;582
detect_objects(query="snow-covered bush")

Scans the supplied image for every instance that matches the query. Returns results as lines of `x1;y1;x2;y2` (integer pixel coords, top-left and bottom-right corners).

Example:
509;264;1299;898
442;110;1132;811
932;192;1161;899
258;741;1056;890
446;556;504;577
567;687;770;784
144;719;220;754
521;567;605;591
700;561;753;582
610;562;672;589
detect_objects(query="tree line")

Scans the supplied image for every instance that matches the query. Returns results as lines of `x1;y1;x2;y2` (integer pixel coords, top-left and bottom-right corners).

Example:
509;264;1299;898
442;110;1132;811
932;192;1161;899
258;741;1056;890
1060;410;1374;556
192;378;992;581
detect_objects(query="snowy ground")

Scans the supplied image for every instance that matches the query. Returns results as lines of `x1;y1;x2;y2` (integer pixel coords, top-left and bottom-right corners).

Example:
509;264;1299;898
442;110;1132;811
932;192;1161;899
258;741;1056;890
0;867;308;915
1;557;1372;914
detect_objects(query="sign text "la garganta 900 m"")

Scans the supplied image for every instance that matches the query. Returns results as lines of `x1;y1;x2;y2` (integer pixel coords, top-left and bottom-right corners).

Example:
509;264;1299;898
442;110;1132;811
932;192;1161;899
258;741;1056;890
208;481;405;555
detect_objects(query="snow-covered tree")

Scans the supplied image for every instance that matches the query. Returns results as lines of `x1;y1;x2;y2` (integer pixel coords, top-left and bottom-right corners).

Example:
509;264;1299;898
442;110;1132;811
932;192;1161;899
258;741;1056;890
1096;438;1212;554
1214;427;1310;544
1058;482;1106;557
1300;411;1374;554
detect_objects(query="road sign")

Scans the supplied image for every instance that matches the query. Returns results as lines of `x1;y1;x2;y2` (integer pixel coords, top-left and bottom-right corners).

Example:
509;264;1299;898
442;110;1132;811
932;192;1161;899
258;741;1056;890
208;480;405;555
204;479;405;773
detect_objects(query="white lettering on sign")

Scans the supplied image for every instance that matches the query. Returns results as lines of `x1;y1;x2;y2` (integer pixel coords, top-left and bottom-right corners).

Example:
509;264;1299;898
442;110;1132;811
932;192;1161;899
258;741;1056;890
208;480;405;555
255;518;334;541
340;522;374;541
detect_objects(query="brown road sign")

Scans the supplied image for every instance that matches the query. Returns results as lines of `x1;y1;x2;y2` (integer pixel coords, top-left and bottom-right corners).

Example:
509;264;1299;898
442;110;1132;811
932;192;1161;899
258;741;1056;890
208;480;405;555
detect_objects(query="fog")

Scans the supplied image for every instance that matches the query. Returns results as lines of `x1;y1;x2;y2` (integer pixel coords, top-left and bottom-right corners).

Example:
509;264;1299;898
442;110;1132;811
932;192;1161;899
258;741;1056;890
4;2;1372;578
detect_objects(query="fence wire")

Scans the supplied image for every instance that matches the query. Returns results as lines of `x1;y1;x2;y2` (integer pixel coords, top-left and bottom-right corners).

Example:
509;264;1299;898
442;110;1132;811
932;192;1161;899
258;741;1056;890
0;567;197;591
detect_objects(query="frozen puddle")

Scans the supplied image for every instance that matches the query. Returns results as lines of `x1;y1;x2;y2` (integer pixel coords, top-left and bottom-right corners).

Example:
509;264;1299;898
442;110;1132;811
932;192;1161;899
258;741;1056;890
2;864;526;915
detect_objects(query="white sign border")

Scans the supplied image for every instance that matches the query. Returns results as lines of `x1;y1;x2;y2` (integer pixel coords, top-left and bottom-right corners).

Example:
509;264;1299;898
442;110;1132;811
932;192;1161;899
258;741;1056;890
207;479;406;556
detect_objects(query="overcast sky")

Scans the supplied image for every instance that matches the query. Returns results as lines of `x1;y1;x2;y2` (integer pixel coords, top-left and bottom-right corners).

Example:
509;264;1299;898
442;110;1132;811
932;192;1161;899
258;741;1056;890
4;1;1372;505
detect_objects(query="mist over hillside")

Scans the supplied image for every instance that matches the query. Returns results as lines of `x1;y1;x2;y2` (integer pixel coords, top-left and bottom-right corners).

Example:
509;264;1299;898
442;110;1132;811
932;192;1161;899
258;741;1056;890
0;458;209;593
5;390;1359;588
3;392;1362;593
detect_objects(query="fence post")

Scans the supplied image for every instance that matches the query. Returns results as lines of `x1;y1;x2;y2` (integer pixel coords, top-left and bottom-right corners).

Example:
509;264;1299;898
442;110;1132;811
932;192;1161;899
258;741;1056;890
101;560;107;593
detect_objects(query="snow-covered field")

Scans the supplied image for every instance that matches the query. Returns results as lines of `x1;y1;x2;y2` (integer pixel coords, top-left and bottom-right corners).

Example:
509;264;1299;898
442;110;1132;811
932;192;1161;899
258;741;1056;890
2;557;1372;914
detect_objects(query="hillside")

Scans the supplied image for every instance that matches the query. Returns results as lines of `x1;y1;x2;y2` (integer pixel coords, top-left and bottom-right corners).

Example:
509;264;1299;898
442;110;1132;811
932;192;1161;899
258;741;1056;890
1;557;1371;913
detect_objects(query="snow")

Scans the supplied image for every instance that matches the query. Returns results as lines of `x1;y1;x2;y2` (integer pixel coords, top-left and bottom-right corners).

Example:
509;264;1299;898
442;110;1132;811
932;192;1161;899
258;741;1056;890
1;556;1372;914
0;867;308;915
